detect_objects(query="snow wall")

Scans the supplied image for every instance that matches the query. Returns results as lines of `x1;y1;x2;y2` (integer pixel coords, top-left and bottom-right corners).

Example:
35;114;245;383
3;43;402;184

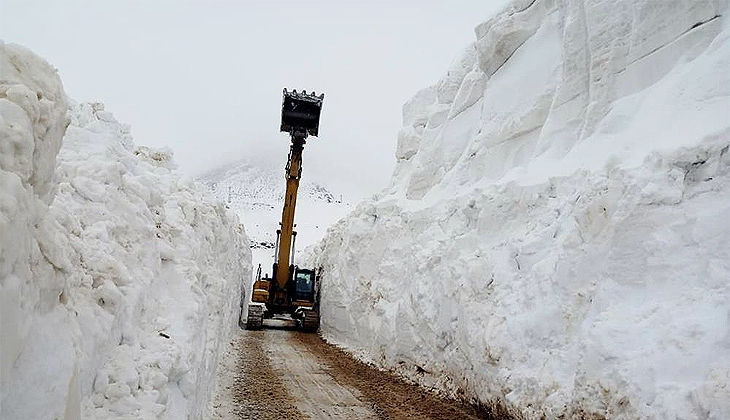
0;42;251;420
308;1;730;419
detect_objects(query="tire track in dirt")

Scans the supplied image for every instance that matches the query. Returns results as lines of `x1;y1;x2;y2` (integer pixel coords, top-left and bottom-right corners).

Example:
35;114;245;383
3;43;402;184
264;329;377;419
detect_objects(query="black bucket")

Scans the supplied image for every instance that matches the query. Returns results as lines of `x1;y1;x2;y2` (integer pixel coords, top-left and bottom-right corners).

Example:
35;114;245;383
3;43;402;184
280;88;324;137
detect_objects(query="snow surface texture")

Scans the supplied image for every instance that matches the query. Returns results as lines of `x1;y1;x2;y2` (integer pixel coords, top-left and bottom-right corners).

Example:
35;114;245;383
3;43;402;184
0;42;250;420
308;1;730;419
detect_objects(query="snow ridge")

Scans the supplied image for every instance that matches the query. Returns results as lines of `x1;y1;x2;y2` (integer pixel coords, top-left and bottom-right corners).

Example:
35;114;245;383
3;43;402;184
308;1;730;419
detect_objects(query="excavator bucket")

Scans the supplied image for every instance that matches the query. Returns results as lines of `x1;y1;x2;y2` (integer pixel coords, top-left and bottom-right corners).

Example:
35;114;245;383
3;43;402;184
280;88;324;137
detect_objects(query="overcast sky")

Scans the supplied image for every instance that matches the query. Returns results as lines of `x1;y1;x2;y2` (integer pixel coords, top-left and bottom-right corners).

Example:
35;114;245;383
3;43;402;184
1;0;506;200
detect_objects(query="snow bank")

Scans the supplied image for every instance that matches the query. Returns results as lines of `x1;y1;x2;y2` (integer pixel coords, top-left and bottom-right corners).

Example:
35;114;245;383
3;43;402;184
308;1;730;419
1;42;250;420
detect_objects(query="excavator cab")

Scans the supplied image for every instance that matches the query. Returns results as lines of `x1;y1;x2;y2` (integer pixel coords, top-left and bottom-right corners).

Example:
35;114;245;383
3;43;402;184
292;268;316;303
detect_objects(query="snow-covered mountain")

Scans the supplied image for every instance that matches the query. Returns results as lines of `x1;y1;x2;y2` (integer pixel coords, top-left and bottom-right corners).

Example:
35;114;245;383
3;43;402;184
198;158;351;274
308;1;730;419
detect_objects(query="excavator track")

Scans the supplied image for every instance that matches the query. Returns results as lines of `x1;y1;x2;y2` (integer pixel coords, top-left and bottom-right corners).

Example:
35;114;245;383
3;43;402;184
300;308;319;332
246;304;264;330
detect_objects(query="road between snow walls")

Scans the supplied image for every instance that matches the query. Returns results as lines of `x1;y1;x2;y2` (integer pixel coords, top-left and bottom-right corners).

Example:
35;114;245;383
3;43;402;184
0;42;251;420
307;1;730;419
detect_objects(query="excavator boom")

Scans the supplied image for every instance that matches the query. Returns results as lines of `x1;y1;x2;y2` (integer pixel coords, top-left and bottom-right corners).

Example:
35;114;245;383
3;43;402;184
275;140;303;290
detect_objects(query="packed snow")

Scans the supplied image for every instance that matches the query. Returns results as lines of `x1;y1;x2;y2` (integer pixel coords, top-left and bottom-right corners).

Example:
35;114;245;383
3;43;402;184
307;1;730;419
0;42;250;420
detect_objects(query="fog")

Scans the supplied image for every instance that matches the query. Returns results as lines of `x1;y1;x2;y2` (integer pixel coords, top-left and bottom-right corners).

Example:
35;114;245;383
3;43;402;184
1;0;506;200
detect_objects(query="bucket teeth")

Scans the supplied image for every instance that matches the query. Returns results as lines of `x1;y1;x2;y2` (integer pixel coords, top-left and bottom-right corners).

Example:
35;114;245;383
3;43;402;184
285;90;323;100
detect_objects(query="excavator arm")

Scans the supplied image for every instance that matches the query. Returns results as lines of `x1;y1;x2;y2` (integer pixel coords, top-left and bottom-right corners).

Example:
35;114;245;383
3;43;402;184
273;89;324;297
275;139;303;289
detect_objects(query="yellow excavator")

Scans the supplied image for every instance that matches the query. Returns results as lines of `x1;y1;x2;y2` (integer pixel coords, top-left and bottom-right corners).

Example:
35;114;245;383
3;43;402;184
246;88;324;332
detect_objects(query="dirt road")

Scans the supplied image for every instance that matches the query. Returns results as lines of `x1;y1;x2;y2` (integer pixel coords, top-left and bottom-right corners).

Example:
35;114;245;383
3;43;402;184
209;319;503;420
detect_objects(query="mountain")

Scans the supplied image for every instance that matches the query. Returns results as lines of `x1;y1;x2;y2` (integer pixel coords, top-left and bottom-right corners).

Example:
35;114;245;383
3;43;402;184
198;157;351;273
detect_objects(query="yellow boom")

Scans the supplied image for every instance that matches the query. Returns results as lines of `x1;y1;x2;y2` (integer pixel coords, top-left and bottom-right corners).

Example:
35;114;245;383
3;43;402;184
275;139;304;290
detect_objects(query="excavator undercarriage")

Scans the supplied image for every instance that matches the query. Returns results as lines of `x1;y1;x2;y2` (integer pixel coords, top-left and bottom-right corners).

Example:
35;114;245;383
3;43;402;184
246;88;324;332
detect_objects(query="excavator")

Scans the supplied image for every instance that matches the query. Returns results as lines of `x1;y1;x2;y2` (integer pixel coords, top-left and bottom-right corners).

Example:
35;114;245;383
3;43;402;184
245;88;324;332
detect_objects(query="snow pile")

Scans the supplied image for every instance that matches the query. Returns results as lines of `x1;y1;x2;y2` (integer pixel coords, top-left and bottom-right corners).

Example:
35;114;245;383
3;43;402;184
308;1;730;419
1;42;250;420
